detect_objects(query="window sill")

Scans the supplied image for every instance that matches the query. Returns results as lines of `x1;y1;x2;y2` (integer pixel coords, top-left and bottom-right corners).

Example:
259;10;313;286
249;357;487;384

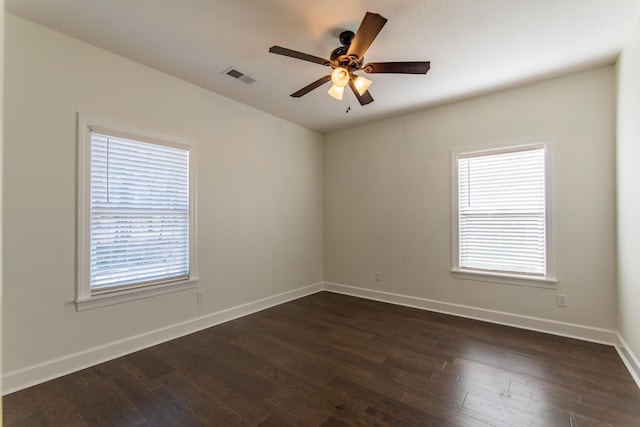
76;278;197;311
451;269;557;289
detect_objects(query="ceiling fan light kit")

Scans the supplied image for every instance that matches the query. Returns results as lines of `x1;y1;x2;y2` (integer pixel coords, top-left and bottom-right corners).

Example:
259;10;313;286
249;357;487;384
269;11;430;107
328;66;350;100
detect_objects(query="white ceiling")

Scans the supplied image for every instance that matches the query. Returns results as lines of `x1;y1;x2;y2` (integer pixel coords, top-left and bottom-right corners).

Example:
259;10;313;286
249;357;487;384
6;0;640;133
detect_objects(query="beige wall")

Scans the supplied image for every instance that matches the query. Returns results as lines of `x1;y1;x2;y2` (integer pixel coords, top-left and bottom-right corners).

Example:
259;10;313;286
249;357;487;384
324;66;617;329
2;14;323;373
617;18;640;363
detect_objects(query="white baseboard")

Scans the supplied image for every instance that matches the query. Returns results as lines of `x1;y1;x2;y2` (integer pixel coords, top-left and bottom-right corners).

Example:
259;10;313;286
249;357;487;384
323;282;619;346
616;333;640;390
4;281;632;395
2;282;323;395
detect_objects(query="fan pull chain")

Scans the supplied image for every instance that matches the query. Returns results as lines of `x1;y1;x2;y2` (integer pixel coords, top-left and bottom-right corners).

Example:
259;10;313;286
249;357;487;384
345;87;352;114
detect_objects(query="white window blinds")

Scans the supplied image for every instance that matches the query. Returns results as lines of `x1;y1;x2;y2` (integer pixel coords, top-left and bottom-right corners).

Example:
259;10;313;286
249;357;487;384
457;146;546;276
90;133;190;292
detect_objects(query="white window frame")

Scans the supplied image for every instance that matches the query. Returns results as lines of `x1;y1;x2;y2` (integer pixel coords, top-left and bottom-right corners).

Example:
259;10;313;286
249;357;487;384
77;115;197;310
451;141;556;288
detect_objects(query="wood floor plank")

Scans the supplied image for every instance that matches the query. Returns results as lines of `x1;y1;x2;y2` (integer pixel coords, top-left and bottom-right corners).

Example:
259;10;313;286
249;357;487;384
181;391;248;426
326;375;445;427
113;375;203;427
4;292;640;426
257;365;340;423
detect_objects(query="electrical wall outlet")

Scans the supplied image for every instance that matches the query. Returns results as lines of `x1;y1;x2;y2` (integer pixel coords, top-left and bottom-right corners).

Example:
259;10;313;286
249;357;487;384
556;294;568;308
375;272;382;282
197;290;204;304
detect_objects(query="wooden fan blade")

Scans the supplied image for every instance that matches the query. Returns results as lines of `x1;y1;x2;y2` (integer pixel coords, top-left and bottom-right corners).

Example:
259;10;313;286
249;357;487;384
346;12;387;60
348;79;374;105
290;75;332;97
269;46;331;66
363;61;431;74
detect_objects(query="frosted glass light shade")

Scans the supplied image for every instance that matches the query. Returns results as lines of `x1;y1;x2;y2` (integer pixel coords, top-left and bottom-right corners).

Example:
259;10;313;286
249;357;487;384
353;75;372;95
327;84;345;100
331;67;350;87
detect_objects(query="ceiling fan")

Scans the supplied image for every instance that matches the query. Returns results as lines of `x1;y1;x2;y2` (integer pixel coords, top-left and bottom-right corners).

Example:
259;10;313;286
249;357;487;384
269;11;430;106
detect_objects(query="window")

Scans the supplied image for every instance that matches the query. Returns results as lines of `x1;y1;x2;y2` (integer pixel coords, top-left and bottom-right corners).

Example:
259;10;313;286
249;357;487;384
451;142;555;287
77;117;196;310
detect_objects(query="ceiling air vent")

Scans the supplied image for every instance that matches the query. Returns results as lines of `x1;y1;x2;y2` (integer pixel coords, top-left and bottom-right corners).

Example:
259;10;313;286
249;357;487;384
222;67;256;84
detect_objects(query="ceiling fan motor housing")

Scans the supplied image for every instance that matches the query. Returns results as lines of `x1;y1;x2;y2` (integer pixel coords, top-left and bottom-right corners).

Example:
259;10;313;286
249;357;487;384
330;30;363;71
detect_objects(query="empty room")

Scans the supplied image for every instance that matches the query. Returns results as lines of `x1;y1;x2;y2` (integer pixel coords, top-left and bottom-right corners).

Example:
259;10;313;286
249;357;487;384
3;0;640;425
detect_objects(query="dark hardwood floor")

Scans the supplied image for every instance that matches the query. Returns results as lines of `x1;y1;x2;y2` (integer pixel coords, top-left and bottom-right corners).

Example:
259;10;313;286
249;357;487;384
5;292;640;426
